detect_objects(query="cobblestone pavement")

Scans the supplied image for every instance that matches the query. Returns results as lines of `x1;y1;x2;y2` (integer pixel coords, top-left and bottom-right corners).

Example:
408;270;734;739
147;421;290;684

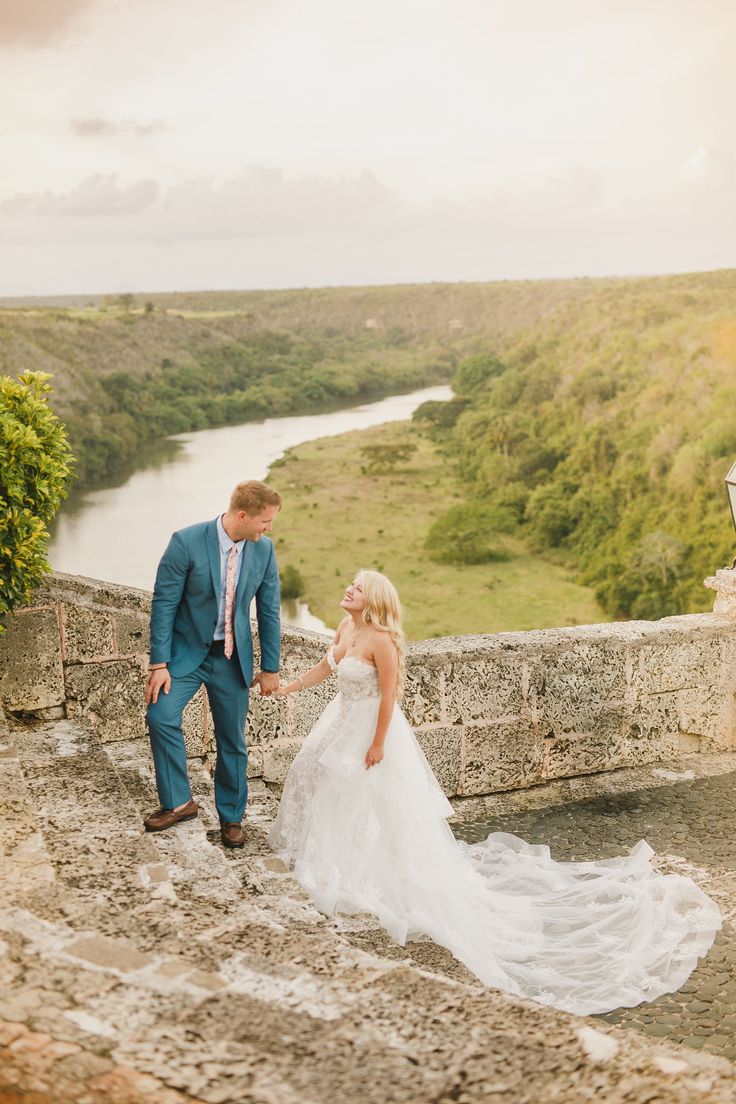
455;771;736;1062
2;716;736;1104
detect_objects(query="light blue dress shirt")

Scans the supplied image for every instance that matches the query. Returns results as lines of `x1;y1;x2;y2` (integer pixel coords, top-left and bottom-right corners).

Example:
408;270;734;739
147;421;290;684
212;514;246;640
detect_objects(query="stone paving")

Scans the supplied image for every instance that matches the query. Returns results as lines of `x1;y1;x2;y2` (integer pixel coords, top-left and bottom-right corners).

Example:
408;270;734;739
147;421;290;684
2;715;736;1103
455;770;736;1062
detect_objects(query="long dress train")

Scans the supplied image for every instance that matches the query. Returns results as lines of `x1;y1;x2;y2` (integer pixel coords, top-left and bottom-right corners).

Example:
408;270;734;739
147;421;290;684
269;652;721;1016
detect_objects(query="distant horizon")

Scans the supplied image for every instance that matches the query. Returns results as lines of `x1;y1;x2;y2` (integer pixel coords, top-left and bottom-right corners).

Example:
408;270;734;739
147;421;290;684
1;262;735;305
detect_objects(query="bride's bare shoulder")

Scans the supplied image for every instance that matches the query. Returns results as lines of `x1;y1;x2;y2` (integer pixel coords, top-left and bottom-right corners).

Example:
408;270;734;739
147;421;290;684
368;628;398;663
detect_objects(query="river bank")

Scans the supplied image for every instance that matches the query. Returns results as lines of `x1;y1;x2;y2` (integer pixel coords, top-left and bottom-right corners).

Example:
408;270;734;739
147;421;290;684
48;385;453;606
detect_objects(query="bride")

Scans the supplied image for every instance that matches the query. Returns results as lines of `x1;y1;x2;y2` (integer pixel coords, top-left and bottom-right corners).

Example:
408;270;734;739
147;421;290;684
269;570;721;1016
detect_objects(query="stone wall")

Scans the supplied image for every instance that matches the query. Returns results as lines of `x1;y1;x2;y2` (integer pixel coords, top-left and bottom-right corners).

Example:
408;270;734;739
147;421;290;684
2;570;736;797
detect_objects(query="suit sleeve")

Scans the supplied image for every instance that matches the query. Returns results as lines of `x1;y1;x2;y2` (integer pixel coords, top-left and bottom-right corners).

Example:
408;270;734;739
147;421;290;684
255;541;281;673
150;531;189;664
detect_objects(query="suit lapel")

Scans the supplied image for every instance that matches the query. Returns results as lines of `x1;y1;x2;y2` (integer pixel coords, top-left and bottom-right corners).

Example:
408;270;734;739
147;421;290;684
205;520;221;599
235;540;255;609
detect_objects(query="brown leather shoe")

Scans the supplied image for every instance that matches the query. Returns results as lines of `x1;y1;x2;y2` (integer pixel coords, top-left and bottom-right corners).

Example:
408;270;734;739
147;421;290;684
144;799;198;832
221;822;245;848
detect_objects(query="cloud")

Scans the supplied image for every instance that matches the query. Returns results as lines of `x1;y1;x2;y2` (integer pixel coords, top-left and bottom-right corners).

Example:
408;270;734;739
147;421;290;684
70;116;168;137
0;0;99;48
159;167;402;238
1;173;158;216
1;161;734;293
682;147;735;191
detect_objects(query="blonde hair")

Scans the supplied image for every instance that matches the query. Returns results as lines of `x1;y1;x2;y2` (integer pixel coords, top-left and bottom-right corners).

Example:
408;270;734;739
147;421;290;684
230;480;282;514
358;569;406;698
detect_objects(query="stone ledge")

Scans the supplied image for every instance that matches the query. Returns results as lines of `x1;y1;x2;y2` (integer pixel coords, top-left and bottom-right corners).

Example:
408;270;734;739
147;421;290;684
3;572;736;797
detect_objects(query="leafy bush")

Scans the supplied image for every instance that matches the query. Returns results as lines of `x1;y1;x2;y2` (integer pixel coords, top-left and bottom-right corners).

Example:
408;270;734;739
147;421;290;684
0;373;73;628
412;397;469;434
280;564;305;599
453;353;506;396
360;442;417;474
424;504;511;565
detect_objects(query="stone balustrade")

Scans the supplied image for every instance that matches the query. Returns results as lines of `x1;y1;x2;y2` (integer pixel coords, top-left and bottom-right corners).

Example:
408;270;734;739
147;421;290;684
2;570;736;797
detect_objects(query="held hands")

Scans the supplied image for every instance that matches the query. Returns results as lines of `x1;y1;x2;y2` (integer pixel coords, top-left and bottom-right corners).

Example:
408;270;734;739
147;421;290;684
145;668;171;705
251;670;280;697
364;741;384;769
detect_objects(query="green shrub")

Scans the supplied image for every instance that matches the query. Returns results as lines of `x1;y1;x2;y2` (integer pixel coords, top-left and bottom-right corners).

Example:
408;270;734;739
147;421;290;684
453;353;506;396
424;504;511;565
280;564;305;600
0;373;73;628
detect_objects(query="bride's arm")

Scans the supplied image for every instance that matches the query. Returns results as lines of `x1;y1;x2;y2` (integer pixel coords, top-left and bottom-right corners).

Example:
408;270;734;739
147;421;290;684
277;655;333;695
276;617;351;695
364;633;398;769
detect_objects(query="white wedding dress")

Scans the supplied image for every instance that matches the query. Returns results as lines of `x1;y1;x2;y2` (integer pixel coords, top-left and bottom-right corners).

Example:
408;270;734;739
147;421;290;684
269;651;721;1015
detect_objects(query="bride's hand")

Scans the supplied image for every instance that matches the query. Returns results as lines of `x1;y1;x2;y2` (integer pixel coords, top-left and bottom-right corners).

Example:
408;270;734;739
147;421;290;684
364;742;384;769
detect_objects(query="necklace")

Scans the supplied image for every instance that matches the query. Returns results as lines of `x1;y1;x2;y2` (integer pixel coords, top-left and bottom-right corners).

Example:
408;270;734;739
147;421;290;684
350;623;368;648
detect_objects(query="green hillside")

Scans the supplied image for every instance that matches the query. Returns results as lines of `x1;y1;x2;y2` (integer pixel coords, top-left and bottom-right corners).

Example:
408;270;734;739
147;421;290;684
0;276;620;487
2;269;736;623
413;270;736;619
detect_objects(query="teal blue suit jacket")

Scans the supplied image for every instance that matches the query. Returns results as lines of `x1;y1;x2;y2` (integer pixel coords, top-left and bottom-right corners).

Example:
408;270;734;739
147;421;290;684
149;519;281;683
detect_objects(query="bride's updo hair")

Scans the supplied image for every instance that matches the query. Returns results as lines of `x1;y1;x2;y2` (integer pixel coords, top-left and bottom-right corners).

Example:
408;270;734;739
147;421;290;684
358;569;406;698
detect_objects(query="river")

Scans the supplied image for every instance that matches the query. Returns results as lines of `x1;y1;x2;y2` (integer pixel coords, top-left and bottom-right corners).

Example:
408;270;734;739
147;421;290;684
49;384;453;631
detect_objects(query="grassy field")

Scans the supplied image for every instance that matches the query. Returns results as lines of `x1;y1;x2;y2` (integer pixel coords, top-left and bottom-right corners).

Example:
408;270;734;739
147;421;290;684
268;420;605;639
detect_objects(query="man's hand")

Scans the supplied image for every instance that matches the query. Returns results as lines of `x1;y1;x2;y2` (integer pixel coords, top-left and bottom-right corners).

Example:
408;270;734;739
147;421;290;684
145;668;171;706
251;670;280;697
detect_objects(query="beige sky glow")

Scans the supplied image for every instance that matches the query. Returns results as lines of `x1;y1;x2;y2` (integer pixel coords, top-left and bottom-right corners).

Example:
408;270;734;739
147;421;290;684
0;0;734;294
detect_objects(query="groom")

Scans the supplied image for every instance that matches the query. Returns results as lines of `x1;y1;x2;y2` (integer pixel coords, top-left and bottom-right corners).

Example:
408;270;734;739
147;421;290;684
144;480;282;848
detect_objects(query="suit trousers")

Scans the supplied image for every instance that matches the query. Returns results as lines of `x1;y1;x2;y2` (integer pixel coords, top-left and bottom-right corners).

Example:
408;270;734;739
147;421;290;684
146;644;250;824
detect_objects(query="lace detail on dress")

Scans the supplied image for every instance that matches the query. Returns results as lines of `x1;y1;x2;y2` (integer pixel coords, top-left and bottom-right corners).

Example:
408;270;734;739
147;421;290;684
337;656;381;701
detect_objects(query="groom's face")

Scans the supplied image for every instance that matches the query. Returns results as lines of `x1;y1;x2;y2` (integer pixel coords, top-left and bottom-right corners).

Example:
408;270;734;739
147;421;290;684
231;506;279;542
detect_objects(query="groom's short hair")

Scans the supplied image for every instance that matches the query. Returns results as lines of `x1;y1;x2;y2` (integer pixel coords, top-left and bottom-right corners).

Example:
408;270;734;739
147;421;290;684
230;480;283;514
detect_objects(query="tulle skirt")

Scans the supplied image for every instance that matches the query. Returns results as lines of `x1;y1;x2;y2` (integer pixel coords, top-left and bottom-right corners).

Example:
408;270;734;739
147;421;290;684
269;693;721;1016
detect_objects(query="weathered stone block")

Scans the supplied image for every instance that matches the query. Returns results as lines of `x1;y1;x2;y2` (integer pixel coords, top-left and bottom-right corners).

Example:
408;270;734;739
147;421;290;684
262;739;304;784
61;603;114;662
0;607;64;712
532;644;626;735
716;629;736;671
248;692;290;746
461;721;544;795
113;609;149;656
403;663;445;725
64;658;146;742
65;934;151;972
444;657;524;725
415;725;462;796
675;685;733;750
624;691;679;763
631;637;722;695
247;746;263;779
544;715;628;779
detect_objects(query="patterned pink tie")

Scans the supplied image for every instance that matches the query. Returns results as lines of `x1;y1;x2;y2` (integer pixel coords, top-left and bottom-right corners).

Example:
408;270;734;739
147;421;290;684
224;545;238;659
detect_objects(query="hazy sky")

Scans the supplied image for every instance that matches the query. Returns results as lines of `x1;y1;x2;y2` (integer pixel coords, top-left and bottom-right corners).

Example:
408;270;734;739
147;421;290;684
0;0;734;294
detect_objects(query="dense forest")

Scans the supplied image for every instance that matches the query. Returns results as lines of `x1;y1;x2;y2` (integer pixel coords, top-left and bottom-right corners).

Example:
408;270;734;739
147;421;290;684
413;270;736;620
